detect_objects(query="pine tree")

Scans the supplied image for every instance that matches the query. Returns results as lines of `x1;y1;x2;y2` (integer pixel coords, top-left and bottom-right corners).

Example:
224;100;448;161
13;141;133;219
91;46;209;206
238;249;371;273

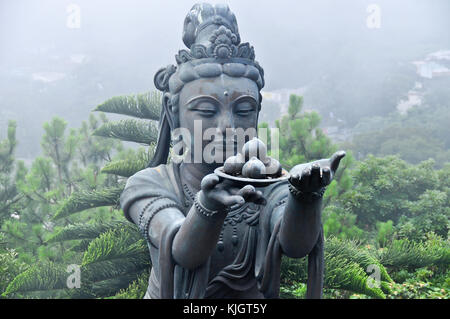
0;121;23;223
2;91;160;298
0;121;28;295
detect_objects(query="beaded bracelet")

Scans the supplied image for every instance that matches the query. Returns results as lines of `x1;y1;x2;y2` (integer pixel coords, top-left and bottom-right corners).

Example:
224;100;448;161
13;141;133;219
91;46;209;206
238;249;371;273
194;193;227;218
138;196;163;229
139;198;183;240
288;183;326;203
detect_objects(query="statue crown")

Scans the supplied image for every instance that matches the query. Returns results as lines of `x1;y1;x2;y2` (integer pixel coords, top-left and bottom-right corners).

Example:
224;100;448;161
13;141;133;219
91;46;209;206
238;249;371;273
176;3;256;65
154;3;264;93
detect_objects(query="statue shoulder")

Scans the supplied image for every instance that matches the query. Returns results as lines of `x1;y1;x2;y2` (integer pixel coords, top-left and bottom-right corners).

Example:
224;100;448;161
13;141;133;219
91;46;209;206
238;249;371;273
125;164;172;188
120;164;182;218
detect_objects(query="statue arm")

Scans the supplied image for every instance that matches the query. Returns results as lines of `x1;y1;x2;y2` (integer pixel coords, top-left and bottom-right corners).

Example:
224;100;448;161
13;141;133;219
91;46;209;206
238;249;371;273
127;197;227;270
276;151;346;258
277;192;323;258
124;170;266;272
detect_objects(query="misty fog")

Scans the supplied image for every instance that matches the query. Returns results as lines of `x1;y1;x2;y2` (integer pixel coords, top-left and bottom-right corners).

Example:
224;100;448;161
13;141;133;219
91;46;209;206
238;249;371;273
1;0;449;160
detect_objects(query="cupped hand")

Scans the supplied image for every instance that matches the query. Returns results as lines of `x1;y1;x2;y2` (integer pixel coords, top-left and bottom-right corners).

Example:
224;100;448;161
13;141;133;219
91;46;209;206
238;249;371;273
199;173;267;211
289;151;346;193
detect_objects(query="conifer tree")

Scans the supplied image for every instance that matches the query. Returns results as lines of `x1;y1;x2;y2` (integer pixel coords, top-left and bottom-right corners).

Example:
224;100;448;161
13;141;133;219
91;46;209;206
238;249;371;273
2;92;160;298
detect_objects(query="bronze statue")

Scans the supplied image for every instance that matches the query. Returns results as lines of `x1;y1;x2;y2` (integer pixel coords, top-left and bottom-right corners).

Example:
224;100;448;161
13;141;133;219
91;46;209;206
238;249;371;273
120;3;345;299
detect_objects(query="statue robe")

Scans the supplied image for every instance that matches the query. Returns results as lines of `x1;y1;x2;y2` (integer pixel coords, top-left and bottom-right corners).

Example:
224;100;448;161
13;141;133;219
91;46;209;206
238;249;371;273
120;163;323;299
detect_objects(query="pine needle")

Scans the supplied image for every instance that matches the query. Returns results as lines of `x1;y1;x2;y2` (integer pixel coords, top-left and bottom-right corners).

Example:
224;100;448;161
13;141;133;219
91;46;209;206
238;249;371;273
93;119;158;145
53;184;125;220
94;92;161;121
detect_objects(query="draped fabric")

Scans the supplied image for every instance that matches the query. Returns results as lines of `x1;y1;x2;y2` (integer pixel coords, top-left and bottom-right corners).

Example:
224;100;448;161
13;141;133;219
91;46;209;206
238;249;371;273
120;163;323;299
204;211;260;298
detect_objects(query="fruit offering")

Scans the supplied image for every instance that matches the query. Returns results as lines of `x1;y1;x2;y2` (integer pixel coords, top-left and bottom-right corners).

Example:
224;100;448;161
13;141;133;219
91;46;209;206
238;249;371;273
223;137;282;179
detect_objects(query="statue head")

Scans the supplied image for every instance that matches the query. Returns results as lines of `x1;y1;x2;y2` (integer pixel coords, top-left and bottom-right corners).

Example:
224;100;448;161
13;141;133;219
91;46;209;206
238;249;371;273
149;3;265;167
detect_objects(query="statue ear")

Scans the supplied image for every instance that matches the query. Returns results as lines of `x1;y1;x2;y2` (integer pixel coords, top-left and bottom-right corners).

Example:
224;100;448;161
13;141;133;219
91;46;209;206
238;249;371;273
162;92;179;130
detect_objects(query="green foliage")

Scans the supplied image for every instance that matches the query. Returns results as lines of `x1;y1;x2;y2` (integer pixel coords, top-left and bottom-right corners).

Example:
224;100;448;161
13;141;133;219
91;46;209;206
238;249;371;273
47;221;127;243
107;272;149;299
81;224;145;266
378;236;450;271
386;267;449;299
323;205;365;240
0;249;27;295
101;147;152;177
2;262;69;298
261;94;355;207
93;119;158;145
53;185;125;220
281;237;393;299
399;190;449;241
2;91;160;299
76;226;149;298
94;91;161;121
0;121;22;223
274;95;335;169
376;220;395;247
341;155;449;233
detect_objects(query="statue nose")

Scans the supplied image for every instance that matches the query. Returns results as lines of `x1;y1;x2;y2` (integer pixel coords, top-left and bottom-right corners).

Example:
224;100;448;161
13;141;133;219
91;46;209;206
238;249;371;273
217;112;235;134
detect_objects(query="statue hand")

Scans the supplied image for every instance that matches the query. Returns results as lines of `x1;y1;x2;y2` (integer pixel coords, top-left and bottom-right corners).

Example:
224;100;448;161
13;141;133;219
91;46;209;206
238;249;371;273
289;151;346;193
198;173;266;211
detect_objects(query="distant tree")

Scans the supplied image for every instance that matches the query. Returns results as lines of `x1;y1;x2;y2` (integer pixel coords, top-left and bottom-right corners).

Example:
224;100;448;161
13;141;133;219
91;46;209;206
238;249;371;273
260;94;354;208
0;121;27;296
338;155;449;240
0;121;23;223
347;103;450;167
2;92;160;298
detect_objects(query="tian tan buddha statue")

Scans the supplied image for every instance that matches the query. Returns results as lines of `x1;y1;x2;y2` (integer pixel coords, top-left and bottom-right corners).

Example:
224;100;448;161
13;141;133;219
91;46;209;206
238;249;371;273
120;3;345;299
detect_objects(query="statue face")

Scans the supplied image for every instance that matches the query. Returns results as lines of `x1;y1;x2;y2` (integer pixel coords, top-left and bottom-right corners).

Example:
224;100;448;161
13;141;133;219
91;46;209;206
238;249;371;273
178;74;259;165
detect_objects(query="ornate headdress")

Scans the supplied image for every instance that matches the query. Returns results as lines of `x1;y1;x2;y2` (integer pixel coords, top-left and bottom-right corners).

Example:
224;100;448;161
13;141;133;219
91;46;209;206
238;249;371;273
149;3;265;167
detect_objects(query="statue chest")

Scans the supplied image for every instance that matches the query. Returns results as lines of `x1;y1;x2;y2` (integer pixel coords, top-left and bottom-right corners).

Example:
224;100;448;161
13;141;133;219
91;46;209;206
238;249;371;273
208;203;260;279
180;183;261;279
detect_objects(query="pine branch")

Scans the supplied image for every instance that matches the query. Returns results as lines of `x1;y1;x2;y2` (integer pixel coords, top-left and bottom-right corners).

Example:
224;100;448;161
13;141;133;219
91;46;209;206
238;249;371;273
326;237;393;283
72;270;147;299
323;254;385;299
94;92;161;121
82;254;149;284
378;238;450;270
47;221;128;243
101;148;153;177
107;272;149;299
78;225;150;295
93;119;158;145
2;262;68;297
52;184;125;220
281;237;390;298
81;225;145;266
71;239;92;252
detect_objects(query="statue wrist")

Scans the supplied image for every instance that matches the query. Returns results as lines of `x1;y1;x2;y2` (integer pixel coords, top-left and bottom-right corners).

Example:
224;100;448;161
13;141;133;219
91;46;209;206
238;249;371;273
196;191;228;218
288;183;326;203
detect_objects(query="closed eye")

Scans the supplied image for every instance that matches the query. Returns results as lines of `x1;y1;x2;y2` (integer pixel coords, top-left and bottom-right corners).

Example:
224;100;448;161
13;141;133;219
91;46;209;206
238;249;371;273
234;100;257;117
188;99;218;117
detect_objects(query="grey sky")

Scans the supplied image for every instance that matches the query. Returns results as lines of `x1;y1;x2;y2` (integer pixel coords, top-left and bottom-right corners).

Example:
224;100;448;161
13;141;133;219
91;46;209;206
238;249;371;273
0;0;449;158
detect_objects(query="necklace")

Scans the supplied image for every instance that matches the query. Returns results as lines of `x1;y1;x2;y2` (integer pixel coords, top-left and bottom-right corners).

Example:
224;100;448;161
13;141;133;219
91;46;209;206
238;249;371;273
182;182;248;252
